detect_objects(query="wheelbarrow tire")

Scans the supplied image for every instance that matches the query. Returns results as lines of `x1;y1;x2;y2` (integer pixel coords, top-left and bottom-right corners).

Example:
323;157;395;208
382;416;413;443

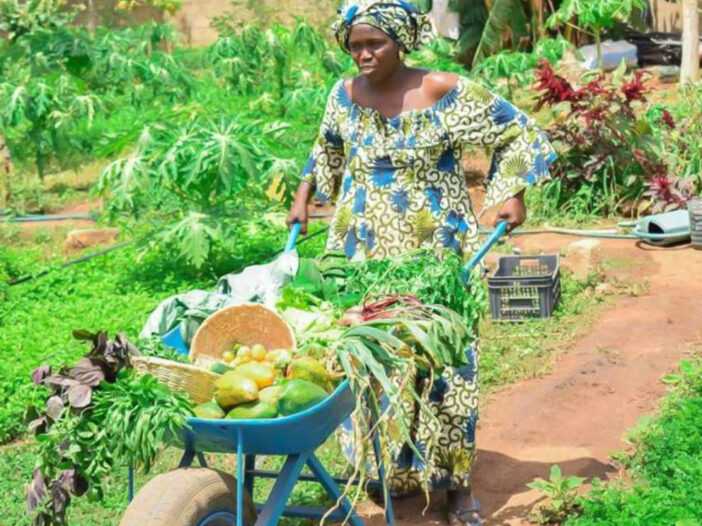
120;467;257;526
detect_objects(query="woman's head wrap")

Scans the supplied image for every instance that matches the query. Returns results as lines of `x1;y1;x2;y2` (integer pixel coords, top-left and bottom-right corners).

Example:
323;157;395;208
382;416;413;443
334;1;436;54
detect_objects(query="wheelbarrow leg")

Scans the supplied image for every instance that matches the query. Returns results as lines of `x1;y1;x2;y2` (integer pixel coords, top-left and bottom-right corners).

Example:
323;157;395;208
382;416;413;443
306;454;364;526
254;452;310;526
244;455;256;496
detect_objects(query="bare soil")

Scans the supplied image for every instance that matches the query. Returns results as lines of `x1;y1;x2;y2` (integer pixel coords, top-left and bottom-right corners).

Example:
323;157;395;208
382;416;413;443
363;235;702;525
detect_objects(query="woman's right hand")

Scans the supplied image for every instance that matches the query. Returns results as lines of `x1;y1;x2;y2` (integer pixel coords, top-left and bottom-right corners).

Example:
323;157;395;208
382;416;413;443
287;181;313;234
286;200;309;234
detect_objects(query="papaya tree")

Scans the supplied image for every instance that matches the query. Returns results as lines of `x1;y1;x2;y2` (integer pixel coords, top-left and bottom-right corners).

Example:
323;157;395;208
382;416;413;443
0;72;100;178
96;119;296;268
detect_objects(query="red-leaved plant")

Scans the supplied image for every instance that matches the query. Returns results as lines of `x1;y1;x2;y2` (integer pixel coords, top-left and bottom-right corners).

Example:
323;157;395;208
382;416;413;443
533;60;694;215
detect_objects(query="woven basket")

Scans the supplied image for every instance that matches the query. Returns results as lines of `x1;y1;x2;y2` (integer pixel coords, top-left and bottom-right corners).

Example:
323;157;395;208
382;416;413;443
189;303;295;363
132;356;218;404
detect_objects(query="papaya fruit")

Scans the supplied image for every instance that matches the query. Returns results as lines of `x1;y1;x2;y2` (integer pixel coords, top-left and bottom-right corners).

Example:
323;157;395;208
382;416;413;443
226;400;277;420
287;357;333;392
277;379;329;416
258;385;283;406
234;361;276;389
214;371;259;409
194;401;226;419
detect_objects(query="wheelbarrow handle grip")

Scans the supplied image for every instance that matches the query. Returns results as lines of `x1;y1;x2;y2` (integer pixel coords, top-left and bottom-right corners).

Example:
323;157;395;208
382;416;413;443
462;221;509;277
285;222;302;252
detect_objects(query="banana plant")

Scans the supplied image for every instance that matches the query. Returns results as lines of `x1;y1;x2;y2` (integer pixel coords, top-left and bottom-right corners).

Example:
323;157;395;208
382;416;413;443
450;0;532;67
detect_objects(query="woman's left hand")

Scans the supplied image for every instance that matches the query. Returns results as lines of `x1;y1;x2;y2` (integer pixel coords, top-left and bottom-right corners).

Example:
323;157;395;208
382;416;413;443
495;190;526;232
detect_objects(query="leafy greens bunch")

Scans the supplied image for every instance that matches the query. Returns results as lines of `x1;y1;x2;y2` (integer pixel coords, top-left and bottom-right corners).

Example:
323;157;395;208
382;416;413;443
27;330;192;526
331;297;477;503
289;249;487;327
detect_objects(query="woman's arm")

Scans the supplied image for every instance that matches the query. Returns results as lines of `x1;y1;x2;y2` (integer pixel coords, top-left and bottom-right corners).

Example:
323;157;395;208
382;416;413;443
286;181;314;234
286;82;346;234
446;78;555;232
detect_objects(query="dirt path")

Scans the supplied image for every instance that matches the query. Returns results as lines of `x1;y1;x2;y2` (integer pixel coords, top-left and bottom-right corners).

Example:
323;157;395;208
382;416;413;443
364;236;702;525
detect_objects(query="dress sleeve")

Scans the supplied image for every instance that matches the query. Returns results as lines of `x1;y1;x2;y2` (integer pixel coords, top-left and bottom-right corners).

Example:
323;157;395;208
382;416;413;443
449;79;557;208
300;82;346;204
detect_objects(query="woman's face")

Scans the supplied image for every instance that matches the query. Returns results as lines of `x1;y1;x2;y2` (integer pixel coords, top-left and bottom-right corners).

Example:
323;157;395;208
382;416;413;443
348;24;401;81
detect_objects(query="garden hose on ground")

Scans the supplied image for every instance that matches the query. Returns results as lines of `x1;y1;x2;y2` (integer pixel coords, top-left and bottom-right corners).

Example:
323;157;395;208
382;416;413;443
1;213;97;223
479;226;639;239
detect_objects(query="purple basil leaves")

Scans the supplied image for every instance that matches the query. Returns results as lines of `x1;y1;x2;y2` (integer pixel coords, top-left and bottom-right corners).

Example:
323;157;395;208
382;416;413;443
31;365;51;385
28;330;140;524
27;469;46;513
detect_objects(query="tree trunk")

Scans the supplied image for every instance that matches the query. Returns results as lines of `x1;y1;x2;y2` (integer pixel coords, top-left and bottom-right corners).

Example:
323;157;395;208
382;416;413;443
529;0;545;41
86;0;98;36
0;134;12;209
681;0;700;83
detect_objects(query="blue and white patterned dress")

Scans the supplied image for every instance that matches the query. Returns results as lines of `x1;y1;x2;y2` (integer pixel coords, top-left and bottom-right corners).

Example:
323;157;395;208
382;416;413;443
303;76;555;490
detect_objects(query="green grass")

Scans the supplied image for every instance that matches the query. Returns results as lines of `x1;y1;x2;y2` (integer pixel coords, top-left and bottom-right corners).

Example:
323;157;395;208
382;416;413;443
565;357;702;525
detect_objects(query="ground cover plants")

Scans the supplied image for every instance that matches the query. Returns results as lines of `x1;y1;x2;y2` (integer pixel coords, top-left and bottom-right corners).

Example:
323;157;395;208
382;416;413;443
543;357;702;525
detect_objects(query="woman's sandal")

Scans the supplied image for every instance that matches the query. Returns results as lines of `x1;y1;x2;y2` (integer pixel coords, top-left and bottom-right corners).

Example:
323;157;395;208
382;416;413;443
446;497;482;526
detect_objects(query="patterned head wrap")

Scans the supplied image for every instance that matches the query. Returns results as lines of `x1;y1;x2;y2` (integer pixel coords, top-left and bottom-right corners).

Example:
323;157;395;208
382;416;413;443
334;1;436;54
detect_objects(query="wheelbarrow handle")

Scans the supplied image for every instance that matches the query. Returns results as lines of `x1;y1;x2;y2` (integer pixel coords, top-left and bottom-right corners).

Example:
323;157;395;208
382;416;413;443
285;222;302;252
461;220;509;279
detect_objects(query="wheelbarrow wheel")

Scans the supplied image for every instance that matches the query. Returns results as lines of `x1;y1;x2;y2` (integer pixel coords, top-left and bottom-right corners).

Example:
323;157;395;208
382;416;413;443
120;467;257;526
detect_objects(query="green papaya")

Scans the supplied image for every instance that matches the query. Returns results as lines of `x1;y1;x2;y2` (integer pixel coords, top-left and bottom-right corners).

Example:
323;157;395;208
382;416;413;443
194;401;225;419
258;385;283;406
277;379;329;416
226;400;277;420
214;371;259;409
287;357;333;392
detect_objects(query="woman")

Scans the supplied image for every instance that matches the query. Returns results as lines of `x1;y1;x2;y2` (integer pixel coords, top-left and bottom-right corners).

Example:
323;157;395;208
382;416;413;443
287;1;555;524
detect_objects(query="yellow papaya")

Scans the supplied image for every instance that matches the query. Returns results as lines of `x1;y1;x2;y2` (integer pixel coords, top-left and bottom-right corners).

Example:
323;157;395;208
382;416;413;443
214;371;259;409
194;401;226;419
234;361;277;389
287;357;332;392
258;385;283;406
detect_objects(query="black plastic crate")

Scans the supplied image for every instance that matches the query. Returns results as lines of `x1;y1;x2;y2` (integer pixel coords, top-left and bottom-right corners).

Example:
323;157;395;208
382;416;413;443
487;255;560;322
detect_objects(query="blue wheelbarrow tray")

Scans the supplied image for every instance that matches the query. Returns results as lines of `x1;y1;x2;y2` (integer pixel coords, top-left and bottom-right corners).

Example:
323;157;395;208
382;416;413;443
171;380;383;526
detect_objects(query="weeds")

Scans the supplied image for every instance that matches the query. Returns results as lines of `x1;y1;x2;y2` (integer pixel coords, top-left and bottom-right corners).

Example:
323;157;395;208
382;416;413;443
565;358;702;525
528;464;585;524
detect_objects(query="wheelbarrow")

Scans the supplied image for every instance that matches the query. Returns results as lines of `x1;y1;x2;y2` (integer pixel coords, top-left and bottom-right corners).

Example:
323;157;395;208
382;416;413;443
122;221;508;526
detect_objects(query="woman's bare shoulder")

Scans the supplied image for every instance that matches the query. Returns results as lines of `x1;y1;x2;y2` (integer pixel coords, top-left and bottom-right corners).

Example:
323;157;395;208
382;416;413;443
423;71;460;100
